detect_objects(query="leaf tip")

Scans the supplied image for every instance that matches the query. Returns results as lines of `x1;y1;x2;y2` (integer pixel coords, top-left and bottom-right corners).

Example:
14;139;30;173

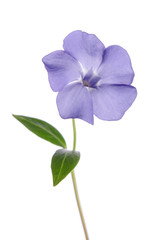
12;114;18;119
53;179;58;187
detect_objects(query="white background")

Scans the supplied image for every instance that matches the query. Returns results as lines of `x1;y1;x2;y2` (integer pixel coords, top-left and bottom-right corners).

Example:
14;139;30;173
0;0;159;239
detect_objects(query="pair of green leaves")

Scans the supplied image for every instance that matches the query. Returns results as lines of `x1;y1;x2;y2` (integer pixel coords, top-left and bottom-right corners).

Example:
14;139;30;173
13;115;80;186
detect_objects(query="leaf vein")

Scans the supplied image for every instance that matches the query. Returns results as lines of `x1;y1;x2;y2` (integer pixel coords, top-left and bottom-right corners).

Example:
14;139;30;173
55;152;69;184
20;117;65;147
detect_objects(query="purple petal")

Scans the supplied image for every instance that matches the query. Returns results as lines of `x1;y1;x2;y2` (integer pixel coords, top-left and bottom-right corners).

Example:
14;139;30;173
90;84;137;121
42;50;82;92
97;45;134;85
56;82;94;124
63;30;105;71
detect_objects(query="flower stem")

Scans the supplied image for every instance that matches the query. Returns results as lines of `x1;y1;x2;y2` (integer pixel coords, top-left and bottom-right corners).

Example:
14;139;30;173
71;119;89;240
72;118;76;151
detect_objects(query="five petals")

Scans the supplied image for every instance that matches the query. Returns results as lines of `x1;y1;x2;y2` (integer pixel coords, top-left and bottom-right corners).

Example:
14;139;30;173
43;31;137;124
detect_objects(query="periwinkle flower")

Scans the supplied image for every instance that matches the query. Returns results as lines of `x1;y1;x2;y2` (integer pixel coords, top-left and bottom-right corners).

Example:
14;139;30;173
42;30;137;124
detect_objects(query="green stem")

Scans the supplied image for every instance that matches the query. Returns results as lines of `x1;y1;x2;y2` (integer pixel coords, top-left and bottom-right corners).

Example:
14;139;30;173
72;118;76;151
71;119;89;240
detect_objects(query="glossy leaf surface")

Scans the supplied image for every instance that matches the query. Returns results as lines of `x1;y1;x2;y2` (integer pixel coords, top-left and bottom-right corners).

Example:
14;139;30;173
51;149;80;186
13;115;66;148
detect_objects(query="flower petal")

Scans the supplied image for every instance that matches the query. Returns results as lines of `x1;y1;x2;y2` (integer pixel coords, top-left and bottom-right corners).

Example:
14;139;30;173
63;30;105;71
56;82;94;124
90;84;137;121
97;45;134;85
42;50;82;92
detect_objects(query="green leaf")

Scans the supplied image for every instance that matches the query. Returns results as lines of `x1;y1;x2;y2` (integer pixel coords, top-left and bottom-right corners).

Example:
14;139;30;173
13;115;66;148
51;149;80;186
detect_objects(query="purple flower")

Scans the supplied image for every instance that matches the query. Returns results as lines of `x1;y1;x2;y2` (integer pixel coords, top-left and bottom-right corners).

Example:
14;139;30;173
42;30;137;124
